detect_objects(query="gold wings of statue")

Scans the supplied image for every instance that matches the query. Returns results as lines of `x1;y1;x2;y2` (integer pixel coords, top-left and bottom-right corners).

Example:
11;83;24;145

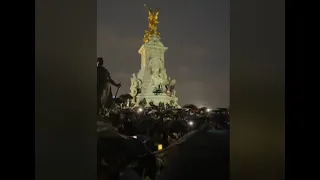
143;4;160;43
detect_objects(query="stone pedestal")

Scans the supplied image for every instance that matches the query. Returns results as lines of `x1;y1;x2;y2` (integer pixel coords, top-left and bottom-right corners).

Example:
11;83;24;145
129;35;180;108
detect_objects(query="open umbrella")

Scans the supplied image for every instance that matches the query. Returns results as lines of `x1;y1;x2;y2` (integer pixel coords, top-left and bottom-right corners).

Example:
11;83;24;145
158;130;229;180
98;130;156;180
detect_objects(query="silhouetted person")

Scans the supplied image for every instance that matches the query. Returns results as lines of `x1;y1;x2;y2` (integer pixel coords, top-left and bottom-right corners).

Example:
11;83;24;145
97;57;121;115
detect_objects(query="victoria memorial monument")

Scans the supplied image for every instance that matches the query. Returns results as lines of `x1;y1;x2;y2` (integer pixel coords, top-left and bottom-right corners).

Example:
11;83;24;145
129;5;180;108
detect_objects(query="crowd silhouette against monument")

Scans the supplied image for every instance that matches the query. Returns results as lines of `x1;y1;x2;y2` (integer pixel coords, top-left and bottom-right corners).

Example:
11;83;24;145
97;57;229;180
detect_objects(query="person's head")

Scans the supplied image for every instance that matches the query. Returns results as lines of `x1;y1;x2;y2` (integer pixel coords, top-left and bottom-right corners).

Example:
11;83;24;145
97;57;104;66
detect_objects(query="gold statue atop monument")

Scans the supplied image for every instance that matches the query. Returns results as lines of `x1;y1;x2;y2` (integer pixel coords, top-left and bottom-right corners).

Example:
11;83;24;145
143;4;160;43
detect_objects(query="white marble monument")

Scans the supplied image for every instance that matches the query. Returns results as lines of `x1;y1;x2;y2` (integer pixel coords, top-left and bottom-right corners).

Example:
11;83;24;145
129;5;180;108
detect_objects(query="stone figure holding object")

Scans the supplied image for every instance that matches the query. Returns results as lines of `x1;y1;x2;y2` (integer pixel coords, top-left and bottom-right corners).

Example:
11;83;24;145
166;78;176;97
130;73;142;104
130;74;138;96
151;68;163;88
97;57;121;115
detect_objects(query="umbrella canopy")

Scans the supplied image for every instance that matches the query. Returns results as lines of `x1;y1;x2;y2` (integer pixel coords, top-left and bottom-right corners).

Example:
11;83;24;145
158;130;229;180
134;135;151;144
154;130;199;157
98;130;152;161
97;130;129;163
97;131;154;179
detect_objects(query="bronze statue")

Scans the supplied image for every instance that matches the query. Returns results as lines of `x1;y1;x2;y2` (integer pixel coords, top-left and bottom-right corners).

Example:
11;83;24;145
143;4;160;43
97;57;121;116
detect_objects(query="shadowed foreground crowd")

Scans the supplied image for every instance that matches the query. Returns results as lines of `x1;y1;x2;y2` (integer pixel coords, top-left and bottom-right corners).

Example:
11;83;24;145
98;106;230;180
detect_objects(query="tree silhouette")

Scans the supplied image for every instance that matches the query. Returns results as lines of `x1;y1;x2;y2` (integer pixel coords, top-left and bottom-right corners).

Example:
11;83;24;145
115;94;133;108
119;94;132;103
199;107;208;112
138;98;147;108
119;93;133;100
182;104;198;109
149;100;157;108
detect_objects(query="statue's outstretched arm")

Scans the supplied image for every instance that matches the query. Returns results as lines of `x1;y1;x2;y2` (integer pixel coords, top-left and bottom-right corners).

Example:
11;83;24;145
108;76;118;86
105;68;120;87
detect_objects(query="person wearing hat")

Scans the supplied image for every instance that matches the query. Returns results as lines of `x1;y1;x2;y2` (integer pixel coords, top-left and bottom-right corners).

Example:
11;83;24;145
97;57;121;115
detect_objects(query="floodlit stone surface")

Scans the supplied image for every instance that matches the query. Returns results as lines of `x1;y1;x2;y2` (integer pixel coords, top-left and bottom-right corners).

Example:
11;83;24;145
130;34;180;108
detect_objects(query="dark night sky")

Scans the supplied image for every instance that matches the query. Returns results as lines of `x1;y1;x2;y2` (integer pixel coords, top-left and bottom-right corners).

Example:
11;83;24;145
97;0;229;108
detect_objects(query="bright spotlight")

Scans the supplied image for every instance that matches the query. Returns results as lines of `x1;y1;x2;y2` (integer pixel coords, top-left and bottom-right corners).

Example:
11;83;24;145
206;108;212;112
188;121;194;126
132;136;137;139
137;108;143;113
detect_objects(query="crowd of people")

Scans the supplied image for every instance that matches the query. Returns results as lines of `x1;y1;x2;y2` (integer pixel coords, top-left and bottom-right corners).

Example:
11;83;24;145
97;57;230;180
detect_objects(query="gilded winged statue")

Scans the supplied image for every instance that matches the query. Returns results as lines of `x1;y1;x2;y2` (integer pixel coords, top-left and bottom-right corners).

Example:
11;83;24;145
143;4;160;43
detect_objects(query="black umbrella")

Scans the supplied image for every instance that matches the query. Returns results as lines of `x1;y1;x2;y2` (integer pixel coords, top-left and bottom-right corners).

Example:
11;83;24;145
97;134;128;180
158;130;229;180
98;131;156;180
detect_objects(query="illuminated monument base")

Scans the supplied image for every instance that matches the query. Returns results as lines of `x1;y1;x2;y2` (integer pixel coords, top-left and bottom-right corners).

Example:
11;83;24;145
136;94;177;107
129;35;180;108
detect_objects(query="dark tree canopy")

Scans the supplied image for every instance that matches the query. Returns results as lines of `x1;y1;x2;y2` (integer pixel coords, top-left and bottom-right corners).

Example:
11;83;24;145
182;104;198;109
199;107;208;111
216;108;228;112
119;93;133;100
